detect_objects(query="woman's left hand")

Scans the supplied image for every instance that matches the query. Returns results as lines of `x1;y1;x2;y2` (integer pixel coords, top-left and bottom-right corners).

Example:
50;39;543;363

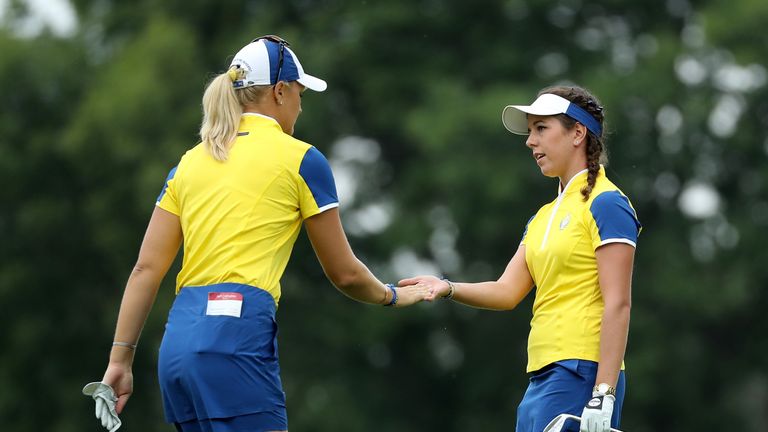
579;393;615;432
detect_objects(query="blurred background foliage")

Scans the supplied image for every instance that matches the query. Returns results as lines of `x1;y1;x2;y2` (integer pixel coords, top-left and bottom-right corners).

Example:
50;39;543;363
1;0;767;430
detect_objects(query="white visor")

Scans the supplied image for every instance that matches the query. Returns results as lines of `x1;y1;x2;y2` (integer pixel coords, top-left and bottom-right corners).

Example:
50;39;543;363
502;94;572;135
501;93;602;136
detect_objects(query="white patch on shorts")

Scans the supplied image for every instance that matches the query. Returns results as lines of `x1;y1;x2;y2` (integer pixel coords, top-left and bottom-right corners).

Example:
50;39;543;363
206;292;243;318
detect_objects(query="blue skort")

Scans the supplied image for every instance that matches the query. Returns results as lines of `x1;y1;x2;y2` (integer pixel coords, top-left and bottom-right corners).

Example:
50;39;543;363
158;283;287;431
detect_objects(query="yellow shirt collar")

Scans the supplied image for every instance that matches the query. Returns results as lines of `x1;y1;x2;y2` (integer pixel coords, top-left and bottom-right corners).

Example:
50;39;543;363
558;165;606;196
239;113;282;132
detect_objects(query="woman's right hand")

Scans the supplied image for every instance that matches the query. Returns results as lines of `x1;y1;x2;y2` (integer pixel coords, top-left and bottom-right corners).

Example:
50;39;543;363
398;275;450;302
390;283;431;307
101;362;134;414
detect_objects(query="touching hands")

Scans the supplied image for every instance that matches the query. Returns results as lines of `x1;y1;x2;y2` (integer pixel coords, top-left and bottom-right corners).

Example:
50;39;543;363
398;275;451;302
384;274;457;307
389;282;431;307
579;393;615;432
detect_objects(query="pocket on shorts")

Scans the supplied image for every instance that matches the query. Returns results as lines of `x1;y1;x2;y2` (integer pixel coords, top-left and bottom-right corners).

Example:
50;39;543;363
192;315;244;355
240;314;278;360
192;312;278;359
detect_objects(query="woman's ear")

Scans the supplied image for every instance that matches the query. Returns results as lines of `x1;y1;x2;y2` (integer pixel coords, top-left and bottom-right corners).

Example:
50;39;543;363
273;82;285;105
573;123;588;146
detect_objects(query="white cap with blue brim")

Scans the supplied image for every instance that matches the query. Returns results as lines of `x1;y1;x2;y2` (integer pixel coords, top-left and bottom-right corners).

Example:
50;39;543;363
230;37;327;92
502;93;602;136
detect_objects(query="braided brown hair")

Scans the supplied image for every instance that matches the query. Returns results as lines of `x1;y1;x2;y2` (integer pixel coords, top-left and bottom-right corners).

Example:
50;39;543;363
538;86;607;201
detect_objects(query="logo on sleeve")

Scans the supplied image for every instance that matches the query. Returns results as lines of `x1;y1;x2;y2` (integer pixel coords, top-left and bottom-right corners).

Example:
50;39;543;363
559;213;571;230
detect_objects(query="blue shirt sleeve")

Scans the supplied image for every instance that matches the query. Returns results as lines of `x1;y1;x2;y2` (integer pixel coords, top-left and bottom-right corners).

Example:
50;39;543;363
156;166;178;203
520;214;535;245
298;147;338;210
589;190;642;246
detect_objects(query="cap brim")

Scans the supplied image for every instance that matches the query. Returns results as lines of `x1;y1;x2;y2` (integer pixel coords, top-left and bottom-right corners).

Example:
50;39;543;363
297;74;327;92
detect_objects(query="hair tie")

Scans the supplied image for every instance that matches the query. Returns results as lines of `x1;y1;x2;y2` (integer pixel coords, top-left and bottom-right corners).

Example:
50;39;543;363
227;67;239;82
586;99;604;114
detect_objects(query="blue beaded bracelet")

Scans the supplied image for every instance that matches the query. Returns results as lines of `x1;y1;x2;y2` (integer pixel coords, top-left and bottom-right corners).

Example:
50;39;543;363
384;283;398;306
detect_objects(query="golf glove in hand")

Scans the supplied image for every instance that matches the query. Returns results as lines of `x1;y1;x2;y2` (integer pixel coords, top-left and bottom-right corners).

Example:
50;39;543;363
580;393;614;432
83;382;122;432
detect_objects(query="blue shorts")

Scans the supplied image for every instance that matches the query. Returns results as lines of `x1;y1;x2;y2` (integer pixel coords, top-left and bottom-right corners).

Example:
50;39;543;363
516;360;625;432
158;283;287;430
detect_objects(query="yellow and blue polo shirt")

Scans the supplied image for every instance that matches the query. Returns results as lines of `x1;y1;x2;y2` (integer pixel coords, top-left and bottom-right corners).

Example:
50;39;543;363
155;113;338;305
521;167;641;372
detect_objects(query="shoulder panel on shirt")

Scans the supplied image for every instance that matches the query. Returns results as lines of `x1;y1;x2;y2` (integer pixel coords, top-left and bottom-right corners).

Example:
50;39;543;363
589;190;641;247
156;166;178;203
298;146;339;213
520;214;536;245
156;165;181;216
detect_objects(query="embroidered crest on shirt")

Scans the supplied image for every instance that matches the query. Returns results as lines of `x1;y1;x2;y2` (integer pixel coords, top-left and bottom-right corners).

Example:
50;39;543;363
559;213;571;230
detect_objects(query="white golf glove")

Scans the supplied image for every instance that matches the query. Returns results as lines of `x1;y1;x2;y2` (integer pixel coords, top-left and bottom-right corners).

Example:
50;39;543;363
579;393;614;432
82;382;122;432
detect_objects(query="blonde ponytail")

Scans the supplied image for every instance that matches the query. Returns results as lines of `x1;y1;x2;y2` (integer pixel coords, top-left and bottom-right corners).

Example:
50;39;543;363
199;67;275;161
200;68;242;161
